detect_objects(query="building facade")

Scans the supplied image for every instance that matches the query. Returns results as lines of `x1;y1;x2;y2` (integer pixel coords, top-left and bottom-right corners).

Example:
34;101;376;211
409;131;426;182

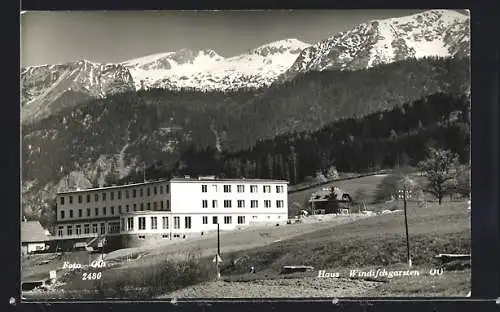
55;177;288;248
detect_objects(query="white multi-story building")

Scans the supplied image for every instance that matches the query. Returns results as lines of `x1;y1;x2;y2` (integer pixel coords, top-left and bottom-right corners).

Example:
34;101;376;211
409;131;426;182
54;177;288;247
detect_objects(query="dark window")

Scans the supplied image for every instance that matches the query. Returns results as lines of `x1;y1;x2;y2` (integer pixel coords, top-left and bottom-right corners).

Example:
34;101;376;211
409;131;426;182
86;208;91;217
69;210;73;218
153;202;157;210
126;204;129;212
110;191;114;201
212;216;218;224
126;190;129;199
102;193;106;201
166;185;170;193
224;200;232;208
60;210;65;219
110;206;115;215
147;202;151;210
118;205;122;214
117;191;121;200
166;200;170;210
139;217;146;230
154;186;157;195
223;185;231;193
95;194;99;202
69;196;73;204
133;204;137;211
78;209;82;217
160;185;163;194
147;187;150;196
202;216;208;224
185;217;192;229
86;194;91;203
95;208;99;216
78;195;82;203
160;201;164;210
202;185;207;192
60;197;65;205
151;217;157;230
202;200;208;208
140;188;143;197
140;203;144;211
133;189;136;198
103;207;107;215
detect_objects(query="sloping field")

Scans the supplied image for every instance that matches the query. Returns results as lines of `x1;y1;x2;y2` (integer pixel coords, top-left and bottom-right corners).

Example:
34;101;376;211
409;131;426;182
288;174;389;214
162;201;470;298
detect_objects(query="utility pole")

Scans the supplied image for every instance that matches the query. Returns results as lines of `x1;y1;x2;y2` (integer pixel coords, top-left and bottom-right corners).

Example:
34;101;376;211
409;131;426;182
215;223;221;279
217;223;220;256
402;185;412;267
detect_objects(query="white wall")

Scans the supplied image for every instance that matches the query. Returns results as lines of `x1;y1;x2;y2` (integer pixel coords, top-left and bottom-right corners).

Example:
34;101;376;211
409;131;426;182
170;180;288;230
55;179;288;238
56;181;171;223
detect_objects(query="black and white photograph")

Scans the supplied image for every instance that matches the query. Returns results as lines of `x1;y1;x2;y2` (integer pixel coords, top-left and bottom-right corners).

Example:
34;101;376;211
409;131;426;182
20;9;471;300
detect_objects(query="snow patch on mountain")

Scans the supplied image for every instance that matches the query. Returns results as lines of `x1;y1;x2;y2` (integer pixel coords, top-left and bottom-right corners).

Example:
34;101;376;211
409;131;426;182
122;38;311;91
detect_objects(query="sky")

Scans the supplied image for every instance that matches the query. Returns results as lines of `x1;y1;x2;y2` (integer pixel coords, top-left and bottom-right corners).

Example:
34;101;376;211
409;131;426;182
21;10;438;67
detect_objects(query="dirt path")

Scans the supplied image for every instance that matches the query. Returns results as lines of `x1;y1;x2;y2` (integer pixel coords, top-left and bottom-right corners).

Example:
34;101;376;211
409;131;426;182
160;277;381;298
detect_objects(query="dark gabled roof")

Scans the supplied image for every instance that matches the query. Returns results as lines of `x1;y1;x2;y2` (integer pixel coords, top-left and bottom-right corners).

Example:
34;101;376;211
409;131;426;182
309;186;349;202
21;221;50;243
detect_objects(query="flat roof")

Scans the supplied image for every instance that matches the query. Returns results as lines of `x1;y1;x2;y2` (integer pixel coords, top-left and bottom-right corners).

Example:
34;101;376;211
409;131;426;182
170;178;289;183
57;178;288;195
57;179;170;195
121;210;172;216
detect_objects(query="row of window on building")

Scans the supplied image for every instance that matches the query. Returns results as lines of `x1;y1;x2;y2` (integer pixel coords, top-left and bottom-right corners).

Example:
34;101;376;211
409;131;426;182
203;184;284;194
202;199;285;208
59;184;170;205
121;215;278;232
59;200;171;220
57;222;120;237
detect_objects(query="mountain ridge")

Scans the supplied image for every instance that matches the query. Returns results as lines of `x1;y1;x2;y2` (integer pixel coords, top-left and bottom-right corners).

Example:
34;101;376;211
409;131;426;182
21;9;469;125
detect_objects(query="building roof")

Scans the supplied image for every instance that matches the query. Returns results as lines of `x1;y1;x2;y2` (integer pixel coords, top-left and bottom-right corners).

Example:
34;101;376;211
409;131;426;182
309;186;348;202
21;221;50;243
170;177;289;183
57;177;288;195
121;210;173;216
57;179;170;195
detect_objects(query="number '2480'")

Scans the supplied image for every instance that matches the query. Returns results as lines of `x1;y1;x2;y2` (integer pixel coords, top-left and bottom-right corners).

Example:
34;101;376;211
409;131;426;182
82;272;102;280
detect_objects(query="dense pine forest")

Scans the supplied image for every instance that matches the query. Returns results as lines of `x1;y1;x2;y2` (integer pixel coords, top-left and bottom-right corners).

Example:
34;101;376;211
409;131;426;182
126;92;470;186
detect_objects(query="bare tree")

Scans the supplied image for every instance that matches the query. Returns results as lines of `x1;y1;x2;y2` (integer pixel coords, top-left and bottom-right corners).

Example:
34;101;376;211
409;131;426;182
417;147;460;205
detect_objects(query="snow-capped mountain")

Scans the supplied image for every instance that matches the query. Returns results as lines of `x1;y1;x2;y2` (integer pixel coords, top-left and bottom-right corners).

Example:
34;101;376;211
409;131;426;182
279;10;469;82
21;9;470;125
121;38;310;91
21;60;135;124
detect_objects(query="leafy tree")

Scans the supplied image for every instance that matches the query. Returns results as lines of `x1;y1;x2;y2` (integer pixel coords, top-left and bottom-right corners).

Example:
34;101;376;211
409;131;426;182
417;147;460;204
374;174;401;203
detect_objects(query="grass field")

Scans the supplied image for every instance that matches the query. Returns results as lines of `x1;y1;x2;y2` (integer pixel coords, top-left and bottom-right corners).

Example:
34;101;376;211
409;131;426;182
164;200;470;298
21;172;470;299
288;173;389;215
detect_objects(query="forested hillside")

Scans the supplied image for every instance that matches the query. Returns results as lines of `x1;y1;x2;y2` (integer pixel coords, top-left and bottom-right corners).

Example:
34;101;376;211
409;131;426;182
22;56;470;225
138;92;470;184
